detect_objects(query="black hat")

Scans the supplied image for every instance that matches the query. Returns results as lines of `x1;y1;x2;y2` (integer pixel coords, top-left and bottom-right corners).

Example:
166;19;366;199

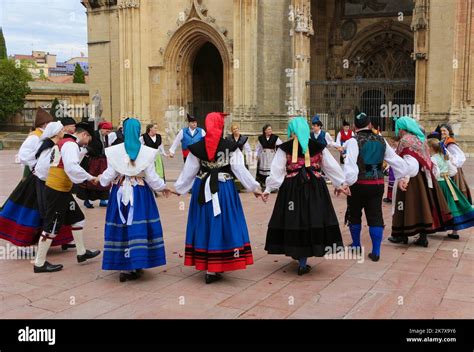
60;117;77;126
354;112;370;129
187;113;197;123
75;122;94;137
427;131;441;140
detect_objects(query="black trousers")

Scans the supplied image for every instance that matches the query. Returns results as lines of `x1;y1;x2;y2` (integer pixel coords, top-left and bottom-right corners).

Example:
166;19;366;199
43;186;85;235
347;183;385;227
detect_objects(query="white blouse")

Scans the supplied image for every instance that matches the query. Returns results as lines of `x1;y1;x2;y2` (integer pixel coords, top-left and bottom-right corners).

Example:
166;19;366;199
174;148;260;195
19;134;41;170
264;148;345;194
446;144;466;169
343;135;415;186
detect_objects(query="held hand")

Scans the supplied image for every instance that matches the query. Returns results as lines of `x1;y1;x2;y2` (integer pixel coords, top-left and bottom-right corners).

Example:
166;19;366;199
161;188;172;198
91;176;100;185
398;180;409;192
169;153;175;159
261;192;270;203
253;189;263;199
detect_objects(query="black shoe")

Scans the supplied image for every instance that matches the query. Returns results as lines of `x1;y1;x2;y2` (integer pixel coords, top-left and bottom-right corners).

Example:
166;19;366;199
388;236;409;244
383;198;392;204
84;200;94;209
205;273;222;284
34;261;63;273
135;269;144;276
297;265;312;276
413;235;429;248
368;253;380;262
61;243;76;251
447;233;460;240
119;272;140;283
99;200;108;207
77;249;101;263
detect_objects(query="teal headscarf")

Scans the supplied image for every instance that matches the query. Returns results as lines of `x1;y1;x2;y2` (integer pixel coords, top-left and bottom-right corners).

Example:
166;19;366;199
395;116;426;142
123;118;142;161
288;117;310;153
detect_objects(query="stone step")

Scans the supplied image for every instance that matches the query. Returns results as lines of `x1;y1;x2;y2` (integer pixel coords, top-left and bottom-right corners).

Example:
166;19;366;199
0;133;28;150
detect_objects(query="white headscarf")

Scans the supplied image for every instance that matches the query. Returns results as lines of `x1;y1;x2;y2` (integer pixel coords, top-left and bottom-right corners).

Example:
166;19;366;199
41;121;63;140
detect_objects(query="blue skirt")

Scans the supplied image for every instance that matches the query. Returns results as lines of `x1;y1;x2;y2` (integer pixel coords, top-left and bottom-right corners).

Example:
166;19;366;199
184;178;253;272
102;183;166;271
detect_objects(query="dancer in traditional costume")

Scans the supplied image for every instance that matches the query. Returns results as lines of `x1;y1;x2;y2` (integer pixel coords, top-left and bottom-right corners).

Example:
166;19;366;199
225;124;252;192
34;122;101;273
174;112;262;284
256;124;282;188
0;121;74;249
77;121;113;208
310;115;338;149
262;117;349;275
99;118;171;283
344;113;411;262
387;117;452;248
335;120;354;164
18;107;53;181
109;121;124;146
169;114;206;162
439;124;472;204
140;123;168;181
428;138;474;240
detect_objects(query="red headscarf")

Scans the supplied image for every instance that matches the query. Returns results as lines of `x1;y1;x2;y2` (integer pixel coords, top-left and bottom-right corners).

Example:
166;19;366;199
99;121;113;130
205;112;228;161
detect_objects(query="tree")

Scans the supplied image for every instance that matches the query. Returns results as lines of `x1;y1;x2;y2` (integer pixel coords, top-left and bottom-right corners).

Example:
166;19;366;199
50;97;61;121
73;63;85;84
0;59;32;122
0;27;7;60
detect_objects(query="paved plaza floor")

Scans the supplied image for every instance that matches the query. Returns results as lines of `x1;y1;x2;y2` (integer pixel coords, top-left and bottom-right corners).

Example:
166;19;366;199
0;150;473;319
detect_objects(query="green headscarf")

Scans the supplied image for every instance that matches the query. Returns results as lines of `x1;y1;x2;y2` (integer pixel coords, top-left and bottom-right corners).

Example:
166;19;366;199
288;116;310;154
395;116;426;142
123;118;142;161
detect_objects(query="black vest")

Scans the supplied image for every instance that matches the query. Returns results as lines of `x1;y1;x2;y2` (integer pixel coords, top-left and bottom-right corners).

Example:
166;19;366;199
356;130;386;181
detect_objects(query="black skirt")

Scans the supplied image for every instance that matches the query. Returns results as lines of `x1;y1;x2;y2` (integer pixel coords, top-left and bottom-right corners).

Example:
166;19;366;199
265;174;344;258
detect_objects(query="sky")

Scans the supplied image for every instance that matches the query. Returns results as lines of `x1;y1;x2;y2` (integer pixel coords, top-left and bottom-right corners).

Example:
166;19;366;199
0;0;88;61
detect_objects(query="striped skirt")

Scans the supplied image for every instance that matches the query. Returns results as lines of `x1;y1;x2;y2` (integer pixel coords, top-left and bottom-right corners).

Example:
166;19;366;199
102;183;166;271
184;178;253;272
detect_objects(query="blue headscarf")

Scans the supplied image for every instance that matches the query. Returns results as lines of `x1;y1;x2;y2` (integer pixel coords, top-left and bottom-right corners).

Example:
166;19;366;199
288;117;310;154
123;118;141;161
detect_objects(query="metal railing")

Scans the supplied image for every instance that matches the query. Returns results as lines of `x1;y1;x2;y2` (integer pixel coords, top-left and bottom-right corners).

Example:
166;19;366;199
307;79;415;132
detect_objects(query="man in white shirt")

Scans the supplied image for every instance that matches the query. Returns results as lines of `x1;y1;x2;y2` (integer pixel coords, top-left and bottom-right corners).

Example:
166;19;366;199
34;122;101;273
343;112;410;262
169;114;206;162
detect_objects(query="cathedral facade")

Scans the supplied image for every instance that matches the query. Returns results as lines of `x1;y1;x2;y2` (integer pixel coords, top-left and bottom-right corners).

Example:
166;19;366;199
81;0;473;150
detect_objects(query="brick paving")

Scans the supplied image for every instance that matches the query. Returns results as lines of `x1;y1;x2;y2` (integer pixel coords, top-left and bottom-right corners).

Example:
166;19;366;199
0;149;473;319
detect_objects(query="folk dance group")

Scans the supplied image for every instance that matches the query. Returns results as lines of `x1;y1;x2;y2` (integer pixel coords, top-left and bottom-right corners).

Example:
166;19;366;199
0;108;472;284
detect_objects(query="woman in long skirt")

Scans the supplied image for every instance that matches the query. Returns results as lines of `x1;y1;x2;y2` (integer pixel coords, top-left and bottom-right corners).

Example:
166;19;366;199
174;112;262;284
262;117;349;275
429;138;474;239
99;118;171;283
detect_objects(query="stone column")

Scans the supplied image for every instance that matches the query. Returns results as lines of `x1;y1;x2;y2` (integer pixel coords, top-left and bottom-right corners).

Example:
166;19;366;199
288;0;313;118
232;0;259;132
118;0;141;119
412;0;430;121
450;0;473;131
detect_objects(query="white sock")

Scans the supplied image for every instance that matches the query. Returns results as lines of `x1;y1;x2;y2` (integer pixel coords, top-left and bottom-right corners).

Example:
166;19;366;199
35;237;53;267
207;271;217;275
453;230;458;236
72;229;86;256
